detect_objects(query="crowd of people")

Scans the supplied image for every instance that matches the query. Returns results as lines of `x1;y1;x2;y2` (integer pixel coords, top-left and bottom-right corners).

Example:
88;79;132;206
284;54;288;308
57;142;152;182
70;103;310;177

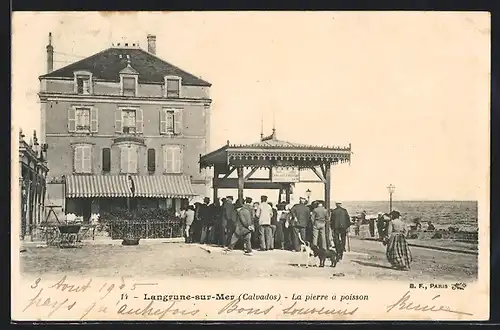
180;195;352;259
180;196;412;271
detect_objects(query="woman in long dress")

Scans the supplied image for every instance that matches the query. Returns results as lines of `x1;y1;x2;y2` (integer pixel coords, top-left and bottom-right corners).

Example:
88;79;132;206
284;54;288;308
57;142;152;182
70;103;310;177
385;210;412;270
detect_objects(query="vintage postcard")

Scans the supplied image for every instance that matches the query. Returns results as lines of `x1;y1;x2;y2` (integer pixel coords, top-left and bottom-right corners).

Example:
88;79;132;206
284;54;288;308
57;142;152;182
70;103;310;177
11;11;490;321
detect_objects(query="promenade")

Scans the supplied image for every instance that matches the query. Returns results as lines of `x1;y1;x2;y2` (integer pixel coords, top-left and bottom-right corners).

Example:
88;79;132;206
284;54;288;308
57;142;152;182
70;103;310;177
20;237;477;282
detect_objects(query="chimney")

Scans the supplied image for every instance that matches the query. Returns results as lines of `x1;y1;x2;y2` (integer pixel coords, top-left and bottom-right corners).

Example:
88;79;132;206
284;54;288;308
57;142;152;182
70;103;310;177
147;34;156;55
46;32;54;73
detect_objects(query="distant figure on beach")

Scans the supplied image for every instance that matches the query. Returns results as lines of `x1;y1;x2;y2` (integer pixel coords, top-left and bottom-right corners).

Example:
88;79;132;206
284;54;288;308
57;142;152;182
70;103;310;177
385;210;412;271
426;221;435;231
368;214;375;237
376;212;386;241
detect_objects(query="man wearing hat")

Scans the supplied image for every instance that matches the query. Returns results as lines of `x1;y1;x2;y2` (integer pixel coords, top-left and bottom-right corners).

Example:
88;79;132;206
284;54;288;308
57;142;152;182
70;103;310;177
224;197;255;256
330;201;351;260
290;197;311;252
368;211;376;238
221;196;235;247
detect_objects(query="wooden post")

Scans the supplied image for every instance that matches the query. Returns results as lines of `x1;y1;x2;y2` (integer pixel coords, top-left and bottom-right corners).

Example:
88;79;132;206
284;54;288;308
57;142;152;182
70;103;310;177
324;162;332;249
285;184;291;204
324;163;331;210
213;168;219;202
237;167;244;204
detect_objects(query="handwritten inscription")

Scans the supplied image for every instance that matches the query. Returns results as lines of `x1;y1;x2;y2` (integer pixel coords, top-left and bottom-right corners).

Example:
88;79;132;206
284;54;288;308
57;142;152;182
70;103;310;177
117;300;199;319
386;291;473;316
23;288;77;317
17;276;476;320
217;298;359;317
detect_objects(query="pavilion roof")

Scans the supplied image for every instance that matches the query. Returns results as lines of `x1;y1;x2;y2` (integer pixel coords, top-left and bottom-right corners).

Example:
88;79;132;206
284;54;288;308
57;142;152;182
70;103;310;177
199;129;352;168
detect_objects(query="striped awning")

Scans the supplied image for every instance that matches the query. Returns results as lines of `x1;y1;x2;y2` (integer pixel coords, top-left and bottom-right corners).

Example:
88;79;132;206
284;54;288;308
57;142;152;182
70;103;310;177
66;175;132;198
133;175;197;198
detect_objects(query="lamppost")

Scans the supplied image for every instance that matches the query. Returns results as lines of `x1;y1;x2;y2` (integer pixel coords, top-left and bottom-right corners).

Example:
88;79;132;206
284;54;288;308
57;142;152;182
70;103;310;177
387;184;395;214
306;189;311;204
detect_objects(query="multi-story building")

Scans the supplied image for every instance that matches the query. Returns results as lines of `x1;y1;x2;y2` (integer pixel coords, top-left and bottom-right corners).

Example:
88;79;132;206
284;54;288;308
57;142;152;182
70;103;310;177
39;33;211;221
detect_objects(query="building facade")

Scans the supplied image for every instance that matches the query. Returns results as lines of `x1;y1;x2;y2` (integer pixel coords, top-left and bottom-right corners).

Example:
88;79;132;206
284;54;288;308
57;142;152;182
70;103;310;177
39;34;211;222
19;130;49;239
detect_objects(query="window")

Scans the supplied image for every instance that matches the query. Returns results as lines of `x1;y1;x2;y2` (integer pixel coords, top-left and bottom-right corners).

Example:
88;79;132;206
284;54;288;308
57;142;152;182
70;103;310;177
166;78;180;98
68;106;98;133
77;77;91;94
115;108;143;134
160;108;182;135
163;145;182;173
75;108;90;132
73;71;93;94
122;110;136;133
120;145;138;174
74;144;92;173
122;76;137;96
102;148;111;173
147;148;156;173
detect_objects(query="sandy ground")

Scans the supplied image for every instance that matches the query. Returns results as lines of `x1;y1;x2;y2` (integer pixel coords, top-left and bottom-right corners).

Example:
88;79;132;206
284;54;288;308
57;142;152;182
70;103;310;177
19;237;477;282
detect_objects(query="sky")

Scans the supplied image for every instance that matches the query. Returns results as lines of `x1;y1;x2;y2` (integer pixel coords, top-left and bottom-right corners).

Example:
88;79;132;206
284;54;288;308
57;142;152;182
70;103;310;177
12;11;490;202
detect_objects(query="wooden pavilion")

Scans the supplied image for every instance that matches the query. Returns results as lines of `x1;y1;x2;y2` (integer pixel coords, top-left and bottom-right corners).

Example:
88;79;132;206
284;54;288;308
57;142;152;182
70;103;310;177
199;129;352;211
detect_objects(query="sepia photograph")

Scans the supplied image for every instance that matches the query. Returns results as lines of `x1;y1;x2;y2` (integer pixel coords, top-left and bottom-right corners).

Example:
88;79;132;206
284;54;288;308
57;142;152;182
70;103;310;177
11;11;490;321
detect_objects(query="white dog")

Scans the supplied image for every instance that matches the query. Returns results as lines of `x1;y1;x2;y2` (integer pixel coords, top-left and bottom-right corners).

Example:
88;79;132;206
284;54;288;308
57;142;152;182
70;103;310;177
297;232;314;268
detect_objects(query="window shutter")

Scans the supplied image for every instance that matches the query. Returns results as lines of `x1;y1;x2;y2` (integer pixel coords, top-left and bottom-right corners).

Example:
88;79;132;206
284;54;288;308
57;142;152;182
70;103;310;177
74;147;83;173
147;149;156;173
136;108;143;133
83;146;92;173
163;146;173;173
115;109;123;134
174;110;183;135
102;148;111;172
120;147;128;173
90;107;99;133
174;146;183;172
159;109;167;134
129;147;138;173
68;107;76;132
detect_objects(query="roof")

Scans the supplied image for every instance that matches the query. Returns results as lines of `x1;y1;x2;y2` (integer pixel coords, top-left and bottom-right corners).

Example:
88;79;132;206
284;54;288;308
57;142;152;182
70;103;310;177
230;130;349;150
40;47;211;86
199;130;352;168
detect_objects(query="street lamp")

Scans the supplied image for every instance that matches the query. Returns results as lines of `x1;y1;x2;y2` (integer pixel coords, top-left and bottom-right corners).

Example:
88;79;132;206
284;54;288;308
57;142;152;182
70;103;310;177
387;184;395;214
305;189;311;203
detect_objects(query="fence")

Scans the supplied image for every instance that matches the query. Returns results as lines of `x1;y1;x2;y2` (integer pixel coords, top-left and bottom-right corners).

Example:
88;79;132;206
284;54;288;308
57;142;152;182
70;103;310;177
21;219;183;243
105;220;183;239
22;223;99;244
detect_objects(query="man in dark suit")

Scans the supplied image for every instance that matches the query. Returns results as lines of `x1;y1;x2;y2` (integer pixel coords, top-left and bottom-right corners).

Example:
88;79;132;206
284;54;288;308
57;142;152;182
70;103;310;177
330;201;351;260
221;196;235;247
224;197;255;256
290;197;311;252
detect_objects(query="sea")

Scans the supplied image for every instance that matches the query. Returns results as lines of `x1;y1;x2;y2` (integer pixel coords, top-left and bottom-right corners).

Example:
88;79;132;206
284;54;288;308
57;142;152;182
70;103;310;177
339;200;478;232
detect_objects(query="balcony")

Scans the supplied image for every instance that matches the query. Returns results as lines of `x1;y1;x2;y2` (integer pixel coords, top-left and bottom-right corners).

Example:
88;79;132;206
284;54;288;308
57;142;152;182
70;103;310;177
76;125;91;133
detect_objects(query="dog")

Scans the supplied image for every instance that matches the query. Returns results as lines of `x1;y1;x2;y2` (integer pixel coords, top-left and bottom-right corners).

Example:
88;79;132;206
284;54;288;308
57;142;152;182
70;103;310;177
297;233;314;268
310;245;339;268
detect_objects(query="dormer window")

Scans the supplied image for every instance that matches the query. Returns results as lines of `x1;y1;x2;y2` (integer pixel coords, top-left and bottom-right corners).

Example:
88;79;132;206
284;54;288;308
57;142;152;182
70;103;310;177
122;76;137;96
119;60;139;97
164;76;181;98
73;71;93;95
